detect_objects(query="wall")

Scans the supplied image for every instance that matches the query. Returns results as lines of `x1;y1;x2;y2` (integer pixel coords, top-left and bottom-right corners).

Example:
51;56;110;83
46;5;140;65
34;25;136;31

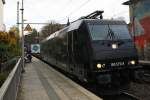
128;0;150;59
129;0;150;48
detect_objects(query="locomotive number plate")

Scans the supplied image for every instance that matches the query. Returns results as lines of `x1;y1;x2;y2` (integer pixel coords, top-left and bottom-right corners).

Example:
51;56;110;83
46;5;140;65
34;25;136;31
111;62;125;67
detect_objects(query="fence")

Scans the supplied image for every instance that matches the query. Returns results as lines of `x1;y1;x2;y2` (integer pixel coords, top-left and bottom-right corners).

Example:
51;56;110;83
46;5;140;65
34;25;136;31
0;58;22;100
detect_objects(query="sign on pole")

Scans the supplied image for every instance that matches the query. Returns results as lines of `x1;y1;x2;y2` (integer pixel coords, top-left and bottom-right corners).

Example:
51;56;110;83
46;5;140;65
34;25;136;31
24;24;32;31
31;44;40;53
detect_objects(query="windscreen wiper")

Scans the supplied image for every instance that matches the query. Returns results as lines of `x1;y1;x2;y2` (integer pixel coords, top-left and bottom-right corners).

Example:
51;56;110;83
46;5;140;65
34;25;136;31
105;24;118;40
105;25;124;47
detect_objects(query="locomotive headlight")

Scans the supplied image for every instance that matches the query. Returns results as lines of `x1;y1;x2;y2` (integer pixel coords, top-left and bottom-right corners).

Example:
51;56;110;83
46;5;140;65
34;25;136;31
97;64;102;69
128;60;136;65
112;43;118;49
97;64;105;69
130;60;136;65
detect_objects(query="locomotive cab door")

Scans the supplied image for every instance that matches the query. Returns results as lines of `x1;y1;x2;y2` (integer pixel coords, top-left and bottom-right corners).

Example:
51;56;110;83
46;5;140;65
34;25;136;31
67;30;80;74
67;31;74;73
67;29;87;81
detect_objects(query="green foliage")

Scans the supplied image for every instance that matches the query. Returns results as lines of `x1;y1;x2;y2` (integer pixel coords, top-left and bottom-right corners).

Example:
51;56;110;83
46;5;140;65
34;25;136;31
0;59;16;86
0;30;21;63
0;28;21;87
31;29;38;37
40;22;63;40
0;72;8;86
0;43;10;62
25;28;39;44
25;22;63;44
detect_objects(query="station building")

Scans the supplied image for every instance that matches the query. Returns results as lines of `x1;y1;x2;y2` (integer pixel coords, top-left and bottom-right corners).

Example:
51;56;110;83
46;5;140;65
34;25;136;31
0;0;5;31
123;0;150;59
124;0;150;48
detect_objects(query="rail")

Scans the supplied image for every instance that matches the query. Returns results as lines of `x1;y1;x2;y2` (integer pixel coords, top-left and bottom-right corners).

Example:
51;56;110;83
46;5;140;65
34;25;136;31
0;58;22;100
122;92;140;100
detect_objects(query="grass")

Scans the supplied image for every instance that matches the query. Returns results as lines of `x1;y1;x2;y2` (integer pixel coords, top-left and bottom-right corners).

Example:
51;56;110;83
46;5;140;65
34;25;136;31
0;72;9;86
0;60;17;87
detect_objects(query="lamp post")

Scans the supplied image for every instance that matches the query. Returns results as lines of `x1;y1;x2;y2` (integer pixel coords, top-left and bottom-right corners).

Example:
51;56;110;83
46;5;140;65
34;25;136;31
20;0;25;72
17;1;19;31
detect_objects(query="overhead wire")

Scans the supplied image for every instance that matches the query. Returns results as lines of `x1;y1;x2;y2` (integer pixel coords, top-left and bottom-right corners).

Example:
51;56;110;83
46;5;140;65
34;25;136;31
60;0;73;12
67;0;91;17
58;0;91;22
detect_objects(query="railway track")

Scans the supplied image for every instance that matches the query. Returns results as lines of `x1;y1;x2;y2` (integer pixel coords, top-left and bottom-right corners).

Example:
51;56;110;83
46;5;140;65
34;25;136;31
142;73;150;83
102;92;140;100
121;92;140;100
134;70;150;84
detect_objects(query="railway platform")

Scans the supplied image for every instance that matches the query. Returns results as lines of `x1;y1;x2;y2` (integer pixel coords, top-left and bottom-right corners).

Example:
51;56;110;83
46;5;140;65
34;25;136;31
17;57;102;100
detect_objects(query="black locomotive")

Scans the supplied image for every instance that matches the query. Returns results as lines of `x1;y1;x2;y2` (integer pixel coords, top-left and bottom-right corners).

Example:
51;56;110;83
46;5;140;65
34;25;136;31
40;11;139;88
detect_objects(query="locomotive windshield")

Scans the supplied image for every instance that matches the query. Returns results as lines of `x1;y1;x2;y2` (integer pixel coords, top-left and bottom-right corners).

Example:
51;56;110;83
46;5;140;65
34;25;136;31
88;24;131;40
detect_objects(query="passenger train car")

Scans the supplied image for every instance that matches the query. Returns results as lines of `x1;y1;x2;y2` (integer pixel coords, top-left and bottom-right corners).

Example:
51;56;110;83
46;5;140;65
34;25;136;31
40;18;139;87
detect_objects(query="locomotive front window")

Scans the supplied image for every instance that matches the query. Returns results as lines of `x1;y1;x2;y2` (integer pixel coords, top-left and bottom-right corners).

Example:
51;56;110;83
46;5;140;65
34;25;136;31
109;25;131;39
88;24;131;40
88;24;108;40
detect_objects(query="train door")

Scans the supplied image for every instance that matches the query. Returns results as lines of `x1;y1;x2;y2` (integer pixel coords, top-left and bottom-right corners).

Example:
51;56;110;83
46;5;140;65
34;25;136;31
67;30;87;81
67;31;74;73
74;30;88;81
71;30;81;76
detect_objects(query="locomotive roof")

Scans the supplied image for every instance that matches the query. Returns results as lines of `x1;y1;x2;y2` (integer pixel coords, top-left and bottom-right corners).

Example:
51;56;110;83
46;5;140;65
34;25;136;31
83;19;126;25
42;20;83;42
67;19;126;32
65;19;126;32
42;19;126;42
69;18;125;26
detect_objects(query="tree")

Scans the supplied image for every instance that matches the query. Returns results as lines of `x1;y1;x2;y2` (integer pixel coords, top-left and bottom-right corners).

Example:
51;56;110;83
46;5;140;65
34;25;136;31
9;26;20;39
25;28;39;44
8;26;21;58
0;29;21;63
40;21;63;40
0;32;10;62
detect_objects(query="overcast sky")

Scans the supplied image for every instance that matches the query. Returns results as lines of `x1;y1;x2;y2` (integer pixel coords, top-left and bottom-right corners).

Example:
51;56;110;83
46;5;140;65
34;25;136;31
4;0;129;31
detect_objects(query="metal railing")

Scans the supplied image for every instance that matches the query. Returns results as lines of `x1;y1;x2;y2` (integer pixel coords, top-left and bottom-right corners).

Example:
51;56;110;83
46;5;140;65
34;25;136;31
0;58;22;100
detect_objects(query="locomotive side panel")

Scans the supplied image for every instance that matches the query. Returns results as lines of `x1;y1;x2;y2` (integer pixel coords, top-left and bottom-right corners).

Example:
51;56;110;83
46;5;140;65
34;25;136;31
40;19;139;87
